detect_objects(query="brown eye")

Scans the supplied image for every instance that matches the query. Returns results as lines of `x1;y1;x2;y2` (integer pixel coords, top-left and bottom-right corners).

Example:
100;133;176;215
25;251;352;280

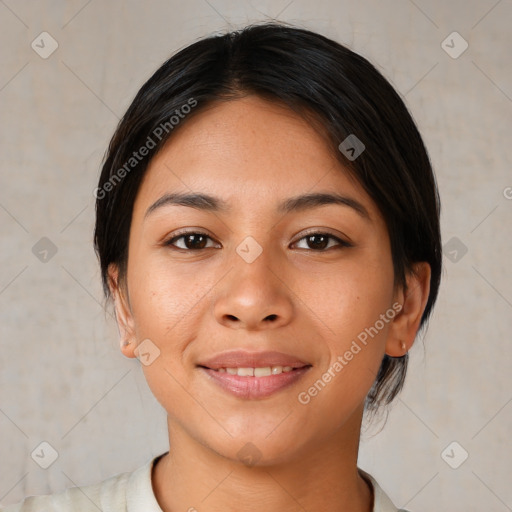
165;232;217;250
293;232;352;251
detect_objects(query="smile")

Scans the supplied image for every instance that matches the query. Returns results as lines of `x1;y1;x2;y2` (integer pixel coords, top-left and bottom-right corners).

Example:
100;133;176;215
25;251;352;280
213;366;295;376
199;365;312;399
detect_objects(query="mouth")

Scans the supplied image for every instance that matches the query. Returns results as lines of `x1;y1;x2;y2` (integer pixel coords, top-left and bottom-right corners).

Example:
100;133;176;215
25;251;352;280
196;350;312;399
198;365;309;376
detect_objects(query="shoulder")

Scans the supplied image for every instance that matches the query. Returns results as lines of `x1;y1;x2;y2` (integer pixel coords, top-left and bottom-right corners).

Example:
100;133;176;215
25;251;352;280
2;467;132;512
2;454;165;512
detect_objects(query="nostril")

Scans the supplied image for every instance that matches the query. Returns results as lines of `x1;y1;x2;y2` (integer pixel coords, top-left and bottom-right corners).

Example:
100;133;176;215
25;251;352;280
265;314;278;321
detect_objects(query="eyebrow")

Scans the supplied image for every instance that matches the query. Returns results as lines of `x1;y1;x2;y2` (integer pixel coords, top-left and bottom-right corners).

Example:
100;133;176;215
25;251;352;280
144;191;370;220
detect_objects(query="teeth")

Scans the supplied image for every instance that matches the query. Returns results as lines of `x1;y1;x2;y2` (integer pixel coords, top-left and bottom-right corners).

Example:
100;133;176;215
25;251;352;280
254;367;271;377
215;366;296;376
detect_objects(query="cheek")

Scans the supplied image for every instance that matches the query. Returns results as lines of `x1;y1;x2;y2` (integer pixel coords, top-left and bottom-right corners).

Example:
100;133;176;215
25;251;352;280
309;252;394;338
127;247;209;338
295;273;393;424
304;248;394;391
125;251;220;395
125;259;209;415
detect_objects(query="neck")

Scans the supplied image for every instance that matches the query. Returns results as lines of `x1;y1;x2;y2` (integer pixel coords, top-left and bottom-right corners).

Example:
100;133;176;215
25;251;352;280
152;408;374;512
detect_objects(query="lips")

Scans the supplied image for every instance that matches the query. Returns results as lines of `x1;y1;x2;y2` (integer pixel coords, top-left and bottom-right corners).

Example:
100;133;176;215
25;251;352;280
197;350;310;371
197;350;313;399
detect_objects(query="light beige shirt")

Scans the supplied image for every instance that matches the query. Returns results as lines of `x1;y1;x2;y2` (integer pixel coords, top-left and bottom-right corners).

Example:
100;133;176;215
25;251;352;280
2;454;410;512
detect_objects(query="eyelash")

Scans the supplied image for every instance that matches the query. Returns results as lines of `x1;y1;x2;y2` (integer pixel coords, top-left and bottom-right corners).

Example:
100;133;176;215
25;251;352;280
163;229;353;252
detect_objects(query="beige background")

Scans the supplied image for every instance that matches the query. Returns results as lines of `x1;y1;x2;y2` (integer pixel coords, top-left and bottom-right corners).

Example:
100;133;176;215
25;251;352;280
1;0;511;510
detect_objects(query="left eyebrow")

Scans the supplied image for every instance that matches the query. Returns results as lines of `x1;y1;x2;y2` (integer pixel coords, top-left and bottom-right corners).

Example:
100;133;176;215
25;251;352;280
144;191;370;221
277;192;370;220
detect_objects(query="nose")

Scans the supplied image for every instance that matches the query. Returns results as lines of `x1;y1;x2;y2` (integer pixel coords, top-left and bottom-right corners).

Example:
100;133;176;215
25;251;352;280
213;246;294;331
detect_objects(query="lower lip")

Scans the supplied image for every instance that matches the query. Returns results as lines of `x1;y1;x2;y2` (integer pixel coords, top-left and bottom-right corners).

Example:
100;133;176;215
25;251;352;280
199;366;311;399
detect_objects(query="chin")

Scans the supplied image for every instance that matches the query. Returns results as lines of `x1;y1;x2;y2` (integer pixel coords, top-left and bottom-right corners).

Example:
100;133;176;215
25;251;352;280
209;432;308;468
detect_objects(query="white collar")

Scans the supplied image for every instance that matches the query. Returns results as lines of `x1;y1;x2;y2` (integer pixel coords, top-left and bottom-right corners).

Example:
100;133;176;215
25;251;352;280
127;453;405;512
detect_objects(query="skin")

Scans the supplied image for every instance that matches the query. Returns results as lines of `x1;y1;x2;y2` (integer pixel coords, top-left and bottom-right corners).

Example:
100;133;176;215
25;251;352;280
108;95;431;512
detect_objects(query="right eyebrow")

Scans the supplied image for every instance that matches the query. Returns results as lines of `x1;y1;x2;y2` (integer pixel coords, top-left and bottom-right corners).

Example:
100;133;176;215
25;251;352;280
144;192;230;219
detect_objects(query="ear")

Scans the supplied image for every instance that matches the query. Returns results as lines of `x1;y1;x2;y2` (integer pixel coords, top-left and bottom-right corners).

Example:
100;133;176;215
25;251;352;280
107;263;137;358
385;262;431;357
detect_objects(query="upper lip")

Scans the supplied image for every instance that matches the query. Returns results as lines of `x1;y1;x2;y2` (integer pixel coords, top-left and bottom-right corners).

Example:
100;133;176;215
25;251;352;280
198;350;311;370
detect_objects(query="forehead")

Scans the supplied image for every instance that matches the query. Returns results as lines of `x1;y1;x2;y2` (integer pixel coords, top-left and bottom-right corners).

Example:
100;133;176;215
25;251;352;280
133;96;377;219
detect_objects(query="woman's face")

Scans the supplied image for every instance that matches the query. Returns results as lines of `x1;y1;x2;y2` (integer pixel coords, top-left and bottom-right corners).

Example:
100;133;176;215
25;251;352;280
111;95;409;464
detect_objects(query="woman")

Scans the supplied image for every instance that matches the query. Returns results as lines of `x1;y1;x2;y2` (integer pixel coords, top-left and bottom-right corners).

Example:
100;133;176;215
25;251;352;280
6;21;441;512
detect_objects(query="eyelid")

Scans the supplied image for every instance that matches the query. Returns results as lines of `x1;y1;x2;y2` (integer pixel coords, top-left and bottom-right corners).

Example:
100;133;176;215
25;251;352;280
167;227;212;239
163;228;219;247
291;228;353;247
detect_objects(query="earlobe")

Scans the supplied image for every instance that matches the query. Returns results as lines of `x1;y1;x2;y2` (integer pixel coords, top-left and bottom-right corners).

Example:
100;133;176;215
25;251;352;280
385;262;431;357
107;264;137;358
